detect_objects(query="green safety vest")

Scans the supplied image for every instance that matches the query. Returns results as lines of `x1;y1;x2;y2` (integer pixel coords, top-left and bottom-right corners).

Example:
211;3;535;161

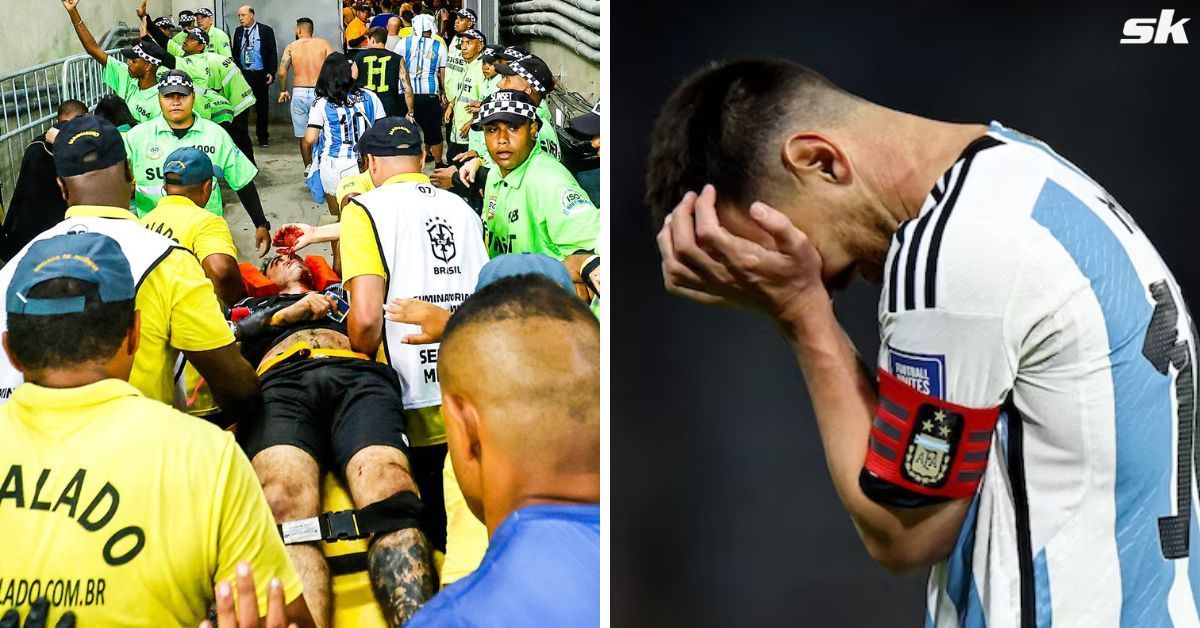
481;147;598;259
123;115;258;217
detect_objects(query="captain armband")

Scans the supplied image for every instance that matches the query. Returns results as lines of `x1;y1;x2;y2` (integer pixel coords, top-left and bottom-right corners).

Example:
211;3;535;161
861;369;1001;507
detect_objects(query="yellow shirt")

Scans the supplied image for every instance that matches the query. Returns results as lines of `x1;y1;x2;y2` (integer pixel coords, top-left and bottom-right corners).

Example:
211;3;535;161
441;455;487;585
340;173;445;446
140;195;238;263
0;379;302;626
66;206;235;403
398;26;413;38
335;171;376;207
345;18;368;44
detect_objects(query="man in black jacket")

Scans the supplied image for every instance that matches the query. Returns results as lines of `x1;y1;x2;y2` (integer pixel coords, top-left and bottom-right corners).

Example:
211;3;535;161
0;100;88;261
232;5;278;148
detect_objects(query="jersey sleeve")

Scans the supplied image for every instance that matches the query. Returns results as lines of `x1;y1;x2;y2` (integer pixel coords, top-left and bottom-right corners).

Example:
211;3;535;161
101;57;130;97
210;433;304;610
539;171;600;258
308;98;326;128
335;174;370;206
192;213;240;261
155;249;237;352
340;201;387;281
217;129;259;190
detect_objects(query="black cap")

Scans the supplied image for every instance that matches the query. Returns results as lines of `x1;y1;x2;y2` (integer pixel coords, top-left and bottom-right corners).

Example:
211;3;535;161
158;69;196;96
359;117;424;156
178;10;196;23
195;7;214;18
185;27;210;46
456;7;477;22
568;101;600;137
154;16;175;28
481;44;502;63
120;40;169;67
494;55;554;94
495;45;530;62
472;90;539;131
460;28;486;44
53;115;127;178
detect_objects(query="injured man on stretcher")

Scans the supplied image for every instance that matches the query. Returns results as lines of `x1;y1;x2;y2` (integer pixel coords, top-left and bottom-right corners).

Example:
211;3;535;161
227;252;437;626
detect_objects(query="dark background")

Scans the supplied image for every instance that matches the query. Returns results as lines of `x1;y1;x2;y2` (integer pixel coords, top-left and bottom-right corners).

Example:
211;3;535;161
612;1;1200;625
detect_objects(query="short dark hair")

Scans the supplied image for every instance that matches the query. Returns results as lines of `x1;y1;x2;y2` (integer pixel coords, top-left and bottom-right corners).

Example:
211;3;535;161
367;26;388;43
443;275;597;343
644;59;854;228
401;9;414;22
297;17;315;32
7;278;135;371
92;95;137;130
57;99;88;121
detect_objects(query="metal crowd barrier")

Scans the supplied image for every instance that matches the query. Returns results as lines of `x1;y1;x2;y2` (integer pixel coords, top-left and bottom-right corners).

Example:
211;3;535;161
0;23;137;212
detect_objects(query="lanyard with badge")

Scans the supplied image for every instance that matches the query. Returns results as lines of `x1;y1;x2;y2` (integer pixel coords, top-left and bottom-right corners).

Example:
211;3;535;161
242;25;257;67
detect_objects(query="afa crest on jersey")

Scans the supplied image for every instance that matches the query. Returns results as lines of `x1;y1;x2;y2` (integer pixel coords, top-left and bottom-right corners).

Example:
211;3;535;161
902;404;963;487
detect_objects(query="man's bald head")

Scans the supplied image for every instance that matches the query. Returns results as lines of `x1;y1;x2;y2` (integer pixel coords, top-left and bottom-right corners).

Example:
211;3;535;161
439;276;600;529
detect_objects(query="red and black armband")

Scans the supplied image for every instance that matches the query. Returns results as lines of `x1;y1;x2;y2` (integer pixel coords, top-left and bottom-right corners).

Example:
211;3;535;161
861;369;1001;507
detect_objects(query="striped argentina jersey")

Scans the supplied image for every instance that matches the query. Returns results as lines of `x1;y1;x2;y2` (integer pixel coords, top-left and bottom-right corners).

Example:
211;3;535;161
308;90;384;161
879;121;1200;626
399;34;447;94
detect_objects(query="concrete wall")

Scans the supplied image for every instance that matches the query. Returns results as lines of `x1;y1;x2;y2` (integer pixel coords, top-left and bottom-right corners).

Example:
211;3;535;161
0;0;174;76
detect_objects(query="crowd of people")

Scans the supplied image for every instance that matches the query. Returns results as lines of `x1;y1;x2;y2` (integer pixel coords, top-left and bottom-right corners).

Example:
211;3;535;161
0;1;602;626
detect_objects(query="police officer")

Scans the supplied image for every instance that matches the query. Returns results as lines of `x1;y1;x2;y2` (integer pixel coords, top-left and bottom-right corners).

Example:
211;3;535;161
473;90;600;295
122;70;270;255
195;7;234;58
62;0;234;124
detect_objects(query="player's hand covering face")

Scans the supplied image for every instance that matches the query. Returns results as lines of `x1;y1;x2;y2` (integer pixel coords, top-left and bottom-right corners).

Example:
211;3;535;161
657;184;827;322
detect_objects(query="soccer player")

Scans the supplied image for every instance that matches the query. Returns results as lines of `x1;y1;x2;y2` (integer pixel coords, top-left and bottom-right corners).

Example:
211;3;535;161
123;70;271;255
648;59;1200;625
0;231;313;627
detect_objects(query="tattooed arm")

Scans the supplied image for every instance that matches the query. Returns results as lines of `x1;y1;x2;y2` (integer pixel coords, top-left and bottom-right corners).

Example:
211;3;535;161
277;43;293;101
398;58;416;119
367;528;437;626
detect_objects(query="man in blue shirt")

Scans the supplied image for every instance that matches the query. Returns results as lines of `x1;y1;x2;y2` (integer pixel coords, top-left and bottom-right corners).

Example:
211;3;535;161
232;5;278;149
406;273;600;627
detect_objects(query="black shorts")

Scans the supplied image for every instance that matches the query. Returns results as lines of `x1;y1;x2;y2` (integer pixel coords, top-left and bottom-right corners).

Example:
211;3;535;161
412;94;444;145
238;357;410;472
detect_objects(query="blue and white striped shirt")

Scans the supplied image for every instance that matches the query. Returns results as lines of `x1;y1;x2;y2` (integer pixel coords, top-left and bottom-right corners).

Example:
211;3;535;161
399;35;446;95
307;90;385;160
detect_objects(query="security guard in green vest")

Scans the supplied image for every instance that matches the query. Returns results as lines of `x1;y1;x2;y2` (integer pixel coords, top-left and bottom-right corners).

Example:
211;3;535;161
474;90;600;299
123;70;271;256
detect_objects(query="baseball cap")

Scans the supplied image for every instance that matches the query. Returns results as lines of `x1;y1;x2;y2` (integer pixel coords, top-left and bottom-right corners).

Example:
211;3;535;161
158;70;196;96
120;40;169;67
195;7;214;18
460;29;486;44
359;117;424;156
481;44;502;63
472;90;539;131
163;147;214;185
495;55;554;94
476;253;575;295
456;8;477;22
178;10;196;23
52;115;127;178
154;16;175;28
185;27;210;46
495;45;530;62
568;101;600;137
7;233;135;316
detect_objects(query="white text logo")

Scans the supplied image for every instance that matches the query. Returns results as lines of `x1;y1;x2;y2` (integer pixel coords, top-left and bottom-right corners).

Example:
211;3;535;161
1121;9;1190;44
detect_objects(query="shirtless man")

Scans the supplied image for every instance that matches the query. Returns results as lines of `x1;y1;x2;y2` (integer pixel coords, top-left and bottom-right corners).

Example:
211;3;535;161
278;18;334;154
231;252;436;627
